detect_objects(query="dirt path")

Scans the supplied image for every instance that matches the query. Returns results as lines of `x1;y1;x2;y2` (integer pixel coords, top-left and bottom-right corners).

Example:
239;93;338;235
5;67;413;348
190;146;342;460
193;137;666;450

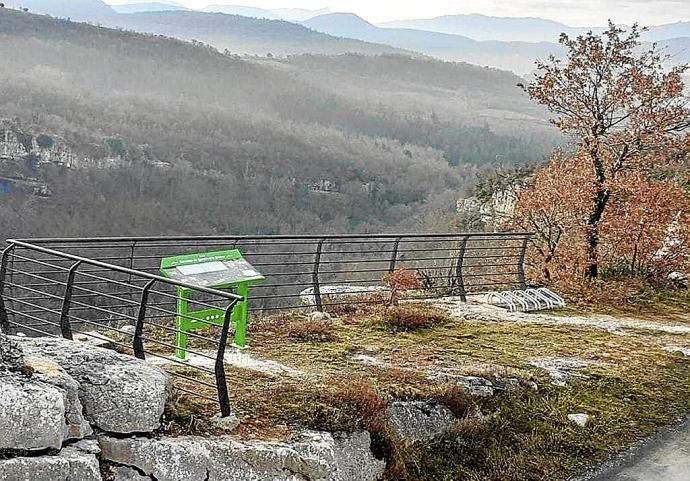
584;417;690;481
431;298;690;335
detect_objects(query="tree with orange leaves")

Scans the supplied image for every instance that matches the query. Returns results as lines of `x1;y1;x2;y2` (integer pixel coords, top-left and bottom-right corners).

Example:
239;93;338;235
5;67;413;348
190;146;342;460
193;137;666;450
522;22;690;279
512;148;690;286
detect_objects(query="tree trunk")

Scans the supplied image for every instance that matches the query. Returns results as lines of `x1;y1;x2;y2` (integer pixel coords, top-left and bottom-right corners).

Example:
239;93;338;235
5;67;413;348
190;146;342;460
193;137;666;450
584;186;610;279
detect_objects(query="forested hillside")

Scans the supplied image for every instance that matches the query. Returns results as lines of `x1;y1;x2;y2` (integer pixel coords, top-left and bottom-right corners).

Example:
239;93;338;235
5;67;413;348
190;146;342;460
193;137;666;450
0;8;558;239
102;10;410;57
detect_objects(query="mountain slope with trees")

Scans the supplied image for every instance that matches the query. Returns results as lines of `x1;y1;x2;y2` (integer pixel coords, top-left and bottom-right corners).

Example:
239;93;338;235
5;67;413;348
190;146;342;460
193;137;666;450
0;8;558;239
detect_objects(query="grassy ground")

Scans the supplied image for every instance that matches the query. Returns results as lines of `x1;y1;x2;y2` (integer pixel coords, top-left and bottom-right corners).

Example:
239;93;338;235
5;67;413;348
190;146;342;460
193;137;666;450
151;291;690;481
558;282;690;323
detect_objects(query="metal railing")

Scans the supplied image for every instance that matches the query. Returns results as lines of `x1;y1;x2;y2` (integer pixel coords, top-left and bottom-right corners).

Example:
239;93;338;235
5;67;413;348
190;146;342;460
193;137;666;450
0;240;241;417
0;232;532;415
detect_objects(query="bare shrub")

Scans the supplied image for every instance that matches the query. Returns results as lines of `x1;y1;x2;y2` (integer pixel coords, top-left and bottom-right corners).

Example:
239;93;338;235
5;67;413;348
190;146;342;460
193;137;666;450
382;269;421;306
379;305;450;333
287;321;339;343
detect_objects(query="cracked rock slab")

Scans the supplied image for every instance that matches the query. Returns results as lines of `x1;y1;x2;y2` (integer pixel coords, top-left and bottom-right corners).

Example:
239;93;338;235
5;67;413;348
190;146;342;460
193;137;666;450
387;401;457;442
529;357;596;387
109;465;151;480
0;442;101;481
24;355;92;440
427;371;495;397
0;334;25;372
100;431;384;481
14;336;170;434
0;374;68;451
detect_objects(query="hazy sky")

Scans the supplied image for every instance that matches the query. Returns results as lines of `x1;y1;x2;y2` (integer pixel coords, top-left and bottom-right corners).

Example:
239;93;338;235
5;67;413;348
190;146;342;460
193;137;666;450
107;0;690;25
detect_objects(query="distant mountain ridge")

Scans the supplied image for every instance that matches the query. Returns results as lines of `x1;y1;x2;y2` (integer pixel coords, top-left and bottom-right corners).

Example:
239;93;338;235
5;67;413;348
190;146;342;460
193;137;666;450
201;4;330;21
382;14;590;42
382;14;690;44
303;13;560;75
5;2;688;75
303;13;690;75
101;10;412;57
112;2;187;14
4;0;115;19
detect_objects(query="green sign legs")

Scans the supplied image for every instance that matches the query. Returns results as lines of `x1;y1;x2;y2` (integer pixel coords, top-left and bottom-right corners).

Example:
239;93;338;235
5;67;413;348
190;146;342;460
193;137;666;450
174;283;252;361
232;283;249;349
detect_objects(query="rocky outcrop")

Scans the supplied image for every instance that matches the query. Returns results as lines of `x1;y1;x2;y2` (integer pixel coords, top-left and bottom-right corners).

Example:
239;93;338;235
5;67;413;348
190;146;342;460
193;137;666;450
15;336;170;433
300;285;389;308
24;355;92;440
100;431;385;481
1;334;388;480
0;440;101;481
387;401;457;442
0;374;69;451
426;372;496;397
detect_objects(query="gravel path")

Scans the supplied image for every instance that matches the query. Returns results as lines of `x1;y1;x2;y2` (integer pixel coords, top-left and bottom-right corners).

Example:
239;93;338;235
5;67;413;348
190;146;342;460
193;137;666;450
584;417;690;481
431;298;690;335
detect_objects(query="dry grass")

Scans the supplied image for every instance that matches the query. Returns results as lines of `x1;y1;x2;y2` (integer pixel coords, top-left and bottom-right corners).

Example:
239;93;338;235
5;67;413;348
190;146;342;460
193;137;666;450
91;294;690;480
558;281;690;323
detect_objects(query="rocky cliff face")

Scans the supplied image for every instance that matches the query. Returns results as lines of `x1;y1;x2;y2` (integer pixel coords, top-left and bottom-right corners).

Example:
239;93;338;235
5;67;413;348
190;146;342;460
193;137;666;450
0;334;386;481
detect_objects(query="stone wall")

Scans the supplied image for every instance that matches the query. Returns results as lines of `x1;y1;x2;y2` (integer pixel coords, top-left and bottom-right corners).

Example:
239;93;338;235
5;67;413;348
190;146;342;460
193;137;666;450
0;334;386;481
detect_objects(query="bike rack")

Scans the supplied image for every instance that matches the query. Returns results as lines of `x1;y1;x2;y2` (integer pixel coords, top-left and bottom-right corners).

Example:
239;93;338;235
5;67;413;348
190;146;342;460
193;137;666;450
487;287;565;312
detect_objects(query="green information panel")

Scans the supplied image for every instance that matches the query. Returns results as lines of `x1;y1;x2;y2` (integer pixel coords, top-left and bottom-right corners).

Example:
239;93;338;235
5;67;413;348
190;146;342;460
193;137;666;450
161;249;264;360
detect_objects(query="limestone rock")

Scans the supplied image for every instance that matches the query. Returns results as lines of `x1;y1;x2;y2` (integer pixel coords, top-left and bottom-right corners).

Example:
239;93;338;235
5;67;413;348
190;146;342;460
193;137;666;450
427;372;495;397
0;442;101;481
0;334;25;373
100;430;384;481
310;311;332;322
331;431;385;481
528;357;593;387
387;401;457;442
15;336;170;434
567;413;590;427
25;355;92;440
300;285;389;308
0;455;68;481
0;374;68;451
110;465;150;481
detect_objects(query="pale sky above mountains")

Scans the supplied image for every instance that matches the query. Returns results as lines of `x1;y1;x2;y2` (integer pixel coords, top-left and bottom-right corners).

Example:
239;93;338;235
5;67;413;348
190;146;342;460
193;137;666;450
108;0;690;25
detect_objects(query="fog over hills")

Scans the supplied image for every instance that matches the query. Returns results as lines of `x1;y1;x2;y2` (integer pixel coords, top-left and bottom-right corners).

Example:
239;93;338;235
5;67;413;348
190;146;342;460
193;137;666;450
0;7;558;238
5;0;115;19
101;10;410;57
6;1;688;74
303;13;561;75
383;14;690;44
382;14;593;43
202;4;330;21
112;2;187;13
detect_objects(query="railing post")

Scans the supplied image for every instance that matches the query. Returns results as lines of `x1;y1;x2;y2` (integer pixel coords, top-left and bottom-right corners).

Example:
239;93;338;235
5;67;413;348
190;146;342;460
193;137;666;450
133;279;155;360
0;244;14;334
518;235;530;289
454;236;469;302
215;302;237;418
312;239;325;312
59;260;82;340
389;237;402;273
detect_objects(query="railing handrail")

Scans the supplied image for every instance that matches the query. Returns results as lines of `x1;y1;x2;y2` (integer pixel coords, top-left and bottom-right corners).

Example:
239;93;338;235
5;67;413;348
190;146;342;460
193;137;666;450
15;232;534;244
6;239;243;302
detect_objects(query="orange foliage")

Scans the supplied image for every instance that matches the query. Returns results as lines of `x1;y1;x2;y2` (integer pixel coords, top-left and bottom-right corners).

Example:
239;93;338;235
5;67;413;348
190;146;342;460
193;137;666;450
524;22;690;279
513;150;690;287
382;268;421;306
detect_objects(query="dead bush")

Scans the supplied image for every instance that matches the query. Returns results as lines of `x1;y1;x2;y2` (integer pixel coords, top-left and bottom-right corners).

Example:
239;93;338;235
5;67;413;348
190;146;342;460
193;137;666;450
287;321;339;343
379;305;450;333
383;269;421;306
